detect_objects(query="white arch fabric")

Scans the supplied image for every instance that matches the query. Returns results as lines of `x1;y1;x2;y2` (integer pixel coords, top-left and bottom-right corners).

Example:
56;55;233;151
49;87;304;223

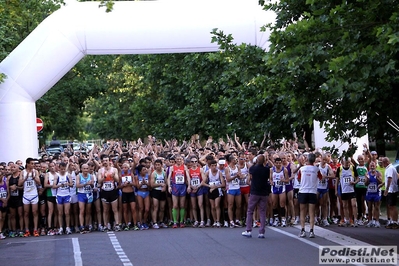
0;0;275;162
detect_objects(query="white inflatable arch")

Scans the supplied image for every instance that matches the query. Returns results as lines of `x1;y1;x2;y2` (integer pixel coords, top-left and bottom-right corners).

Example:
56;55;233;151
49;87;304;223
0;0;275;162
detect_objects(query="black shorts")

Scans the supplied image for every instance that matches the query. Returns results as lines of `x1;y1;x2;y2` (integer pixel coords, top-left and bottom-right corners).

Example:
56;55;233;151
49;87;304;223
354;187;367;197
8;196;23;208
298;193;317;204
0;206;8;213
121;191;136;204
100;190;119;203
47;196;57;204
387;192;398;206
341;192;356;201
293;189;299;199
208;188;222;200
39;195;47;205
151;190;166;201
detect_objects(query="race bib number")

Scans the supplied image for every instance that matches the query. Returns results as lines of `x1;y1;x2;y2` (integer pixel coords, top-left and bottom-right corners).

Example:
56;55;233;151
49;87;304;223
175;174;185;185
140;180;148;189
209;181;220;186
191;177;200;187
368;184;377;193
122;176;132;183
26;180;34;188
275;180;282;187
0;190;7;198
103;182;113;191
239;175;247;186
332;179;336;186
156;179;164;184
11;190;19;196
343;177;351;185
84;185;92;193
358;176;366;186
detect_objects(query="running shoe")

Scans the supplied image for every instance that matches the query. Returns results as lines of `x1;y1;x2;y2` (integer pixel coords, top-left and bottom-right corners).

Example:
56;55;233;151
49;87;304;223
172;223;178;229
58;228;63;235
215;222;221;228
241;231;252;238
269;218;274;226
293;217;299;225
114;225;121;232
281;218;287;227
309;231;315;238
258;234;265;239
322;219;330;227
40;228;46;236
8;231;15;238
88;225;93;232
256;221;261;227
273;218;279;227
199;221;205;228
152;223;160;229
386;223;399;229
357;219;364;226
193;221;199;228
229;221;235;229
235;220;242;228
79;226;86;234
180;223;185;228
224;221;229;228
139;223;145;230
47;229;55;236
375;221;380;228
366;220;374;227
98;224;104;232
205;219;211;227
327;217;333;224
66;227;72;235
299;230;306;238
132;225;139;231
332;217;339;224
19;231;24;237
253;221;258;228
33;230;39;237
160;223;168;228
0;232;6;240
338;221;346;227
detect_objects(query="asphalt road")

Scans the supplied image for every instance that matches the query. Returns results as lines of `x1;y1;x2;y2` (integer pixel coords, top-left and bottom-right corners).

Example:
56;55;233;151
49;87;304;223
0;223;398;266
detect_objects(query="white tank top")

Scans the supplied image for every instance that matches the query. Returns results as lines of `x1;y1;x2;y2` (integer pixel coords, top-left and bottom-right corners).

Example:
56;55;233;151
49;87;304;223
56;173;71;197
153;171;166;191
228;165;240;190
48;172;57;196
23;170;38;197
239;163;249;187
340;167;355;193
77;173;93;194
318;164;329;190
208;169;221;186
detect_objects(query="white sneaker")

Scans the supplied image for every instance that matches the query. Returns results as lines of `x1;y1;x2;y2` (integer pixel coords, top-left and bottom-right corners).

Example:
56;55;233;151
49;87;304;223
216;222;221;228
205;219;211;227
273;218;279;227
309;231;315;238
152;223;159;229
66;227;72;235
293;217;299;225
322;219;330;227
229;221;235;229
281;218;287;227
366;220;374;227
58;228;63;235
253;221;258;228
241;231;252;238
193;221;199;228
375;221;380;228
269;218;274;226
357;219;364;226
199;221;205;228
224;221;229;228
0;232;5;240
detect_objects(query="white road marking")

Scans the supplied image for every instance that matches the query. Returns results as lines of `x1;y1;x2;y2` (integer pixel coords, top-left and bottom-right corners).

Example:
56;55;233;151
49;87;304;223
107;232;133;266
269;227;367;266
72;238;82;266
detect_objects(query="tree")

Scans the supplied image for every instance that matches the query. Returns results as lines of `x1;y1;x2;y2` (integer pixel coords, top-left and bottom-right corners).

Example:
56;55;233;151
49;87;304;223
261;0;399;155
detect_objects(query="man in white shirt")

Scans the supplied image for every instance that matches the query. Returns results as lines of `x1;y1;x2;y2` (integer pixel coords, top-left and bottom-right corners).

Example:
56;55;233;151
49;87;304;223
297;153;322;238
382;157;398;229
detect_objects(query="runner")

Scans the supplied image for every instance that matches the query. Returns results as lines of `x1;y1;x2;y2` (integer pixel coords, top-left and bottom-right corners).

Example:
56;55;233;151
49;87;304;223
150;159;168;229
354;155;368;225
98;155;121;232
76;163;94;233
8;163;24;237
270;157;289;227
382;157;399;229
202;159;225;227
168;154;189;228
238;152;250;226
187;156;206;228
53;162;73;235
365;161;382;228
317;154;334;227
226;155;242;228
136;164;150;230
0;172;9;239
18;158;41;237
44;162;59;235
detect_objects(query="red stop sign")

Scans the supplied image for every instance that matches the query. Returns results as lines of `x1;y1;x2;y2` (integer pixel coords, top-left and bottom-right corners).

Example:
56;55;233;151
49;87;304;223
36;118;43;132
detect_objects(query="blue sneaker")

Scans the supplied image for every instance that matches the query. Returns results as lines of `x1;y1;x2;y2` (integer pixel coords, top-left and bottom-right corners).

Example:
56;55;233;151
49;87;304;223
143;223;149;230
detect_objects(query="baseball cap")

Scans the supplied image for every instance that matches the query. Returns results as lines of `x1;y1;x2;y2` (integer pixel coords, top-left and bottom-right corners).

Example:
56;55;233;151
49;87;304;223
218;159;226;165
371;151;377;155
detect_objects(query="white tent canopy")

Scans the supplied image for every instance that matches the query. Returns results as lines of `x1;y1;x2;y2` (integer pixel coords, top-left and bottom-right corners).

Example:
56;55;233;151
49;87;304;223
0;0;275;162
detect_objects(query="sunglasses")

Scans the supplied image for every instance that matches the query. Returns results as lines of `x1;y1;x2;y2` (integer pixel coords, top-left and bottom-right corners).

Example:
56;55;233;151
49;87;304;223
191;161;198;163
239;158;245;161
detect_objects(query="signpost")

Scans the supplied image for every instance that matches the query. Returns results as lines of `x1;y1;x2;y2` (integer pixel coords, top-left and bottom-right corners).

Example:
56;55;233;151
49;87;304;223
36;118;43;132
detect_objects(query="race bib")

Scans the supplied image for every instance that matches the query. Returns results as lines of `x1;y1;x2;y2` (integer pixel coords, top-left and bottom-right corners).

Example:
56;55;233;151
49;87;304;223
0;190;7;198
122;176;132;183
191;177;200;187
156;179;164;184
103;182;113;191
175;174;185;185
84;185;92;193
11;190;19;196
358;176;366;186
239;175;247;186
275;180;282;187
139;180;148;189
343;177;351;185
368;183;377;193
231;178;239;186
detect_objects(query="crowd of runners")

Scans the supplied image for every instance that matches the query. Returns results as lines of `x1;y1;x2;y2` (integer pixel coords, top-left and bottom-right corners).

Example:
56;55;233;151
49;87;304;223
0;134;398;240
